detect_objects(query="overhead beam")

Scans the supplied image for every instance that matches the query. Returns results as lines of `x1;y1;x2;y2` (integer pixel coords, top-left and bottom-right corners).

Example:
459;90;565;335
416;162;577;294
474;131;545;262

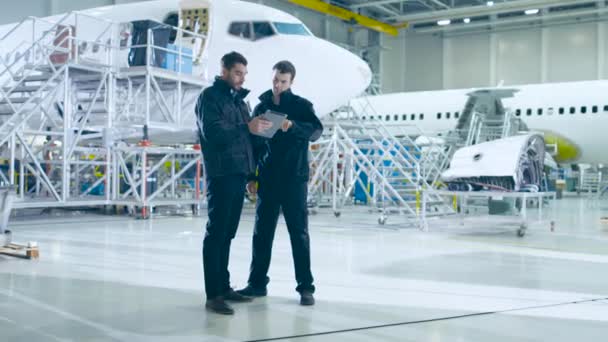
385;0;577;22
288;0;402;36
426;0;450;10
372;5;401;17
350;0;408;9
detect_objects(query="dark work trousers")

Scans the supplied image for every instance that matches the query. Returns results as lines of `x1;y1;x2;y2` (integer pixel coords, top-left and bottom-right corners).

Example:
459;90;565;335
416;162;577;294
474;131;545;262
247;178;315;293
203;174;246;300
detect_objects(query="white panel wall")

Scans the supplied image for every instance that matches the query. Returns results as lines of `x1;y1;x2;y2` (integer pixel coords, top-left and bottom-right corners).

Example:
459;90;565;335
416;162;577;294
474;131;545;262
0;0;49;25
603;22;608;79
0;0;148;25
50;0;113;15
381;34;406;93
444;34;490;89
546;22;597;83
403;33;443;92
327;20;349;46
383;21;608;93
496;28;542;85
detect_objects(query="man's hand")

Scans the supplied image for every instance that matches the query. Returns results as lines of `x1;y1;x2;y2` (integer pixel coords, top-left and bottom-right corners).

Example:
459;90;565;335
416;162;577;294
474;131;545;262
281;119;293;132
247;181;258;196
248;117;273;134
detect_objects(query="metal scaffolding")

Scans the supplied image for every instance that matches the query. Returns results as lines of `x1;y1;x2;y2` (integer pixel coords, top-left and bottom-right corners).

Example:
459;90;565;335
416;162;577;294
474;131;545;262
0;12;206;217
309;101;455;225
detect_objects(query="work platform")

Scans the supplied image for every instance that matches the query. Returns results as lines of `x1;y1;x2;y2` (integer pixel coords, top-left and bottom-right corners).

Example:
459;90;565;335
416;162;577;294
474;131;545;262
0;12;207;216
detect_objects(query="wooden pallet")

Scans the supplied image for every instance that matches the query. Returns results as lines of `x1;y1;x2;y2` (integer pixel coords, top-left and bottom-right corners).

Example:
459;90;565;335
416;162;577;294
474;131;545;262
0;243;39;259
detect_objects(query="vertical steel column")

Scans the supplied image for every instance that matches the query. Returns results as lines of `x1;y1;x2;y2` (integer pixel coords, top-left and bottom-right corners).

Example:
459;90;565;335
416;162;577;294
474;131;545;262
140;149;148;218
9;134;15;185
145;29;152;128
19;144;25;199
62;66;71;201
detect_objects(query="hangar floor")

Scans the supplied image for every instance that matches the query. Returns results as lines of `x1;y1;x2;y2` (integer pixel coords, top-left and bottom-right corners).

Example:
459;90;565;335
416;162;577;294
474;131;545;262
1;195;607;341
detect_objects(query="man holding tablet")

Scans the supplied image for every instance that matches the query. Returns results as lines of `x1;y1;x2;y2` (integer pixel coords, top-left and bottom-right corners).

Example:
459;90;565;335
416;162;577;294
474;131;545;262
195;51;272;315
238;60;323;306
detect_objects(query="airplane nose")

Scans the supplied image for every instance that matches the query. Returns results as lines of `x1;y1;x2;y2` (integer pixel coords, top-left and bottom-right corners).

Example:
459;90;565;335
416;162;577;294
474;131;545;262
293;38;372;115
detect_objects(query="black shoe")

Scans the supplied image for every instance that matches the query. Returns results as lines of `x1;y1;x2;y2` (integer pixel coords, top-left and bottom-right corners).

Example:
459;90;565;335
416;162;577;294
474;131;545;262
236;285;267;297
205;297;234;315
224;289;253;302
300;292;315;306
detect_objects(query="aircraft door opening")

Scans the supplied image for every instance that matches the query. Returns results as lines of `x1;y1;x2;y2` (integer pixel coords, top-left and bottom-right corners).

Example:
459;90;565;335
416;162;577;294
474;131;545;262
179;0;210;67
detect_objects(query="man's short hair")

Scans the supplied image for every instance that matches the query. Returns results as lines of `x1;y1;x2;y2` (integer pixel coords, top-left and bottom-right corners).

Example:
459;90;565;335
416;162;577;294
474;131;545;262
273;60;296;81
221;51;248;70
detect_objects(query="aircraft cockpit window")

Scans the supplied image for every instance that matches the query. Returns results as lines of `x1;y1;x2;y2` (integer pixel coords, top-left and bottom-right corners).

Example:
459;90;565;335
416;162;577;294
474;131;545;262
593;105;598;113
253;22;275;40
229;22;251;39
273;22;311;36
581;106;587;114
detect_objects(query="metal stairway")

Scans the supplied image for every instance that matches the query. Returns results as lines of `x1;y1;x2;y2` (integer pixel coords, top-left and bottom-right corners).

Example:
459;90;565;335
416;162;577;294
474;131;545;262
309;100;455;225
0;11;208;216
579;169;602;194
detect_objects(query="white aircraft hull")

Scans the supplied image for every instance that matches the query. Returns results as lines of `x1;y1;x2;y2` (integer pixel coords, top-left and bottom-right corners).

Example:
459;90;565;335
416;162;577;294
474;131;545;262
352;80;608;164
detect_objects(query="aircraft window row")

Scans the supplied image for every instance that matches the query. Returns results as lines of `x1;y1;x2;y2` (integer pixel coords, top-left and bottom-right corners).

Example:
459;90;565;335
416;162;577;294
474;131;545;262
515;105;608;117
381;114;425;121
273;22;311;36
359;112;461;121
436;112;460;119
228;21;276;40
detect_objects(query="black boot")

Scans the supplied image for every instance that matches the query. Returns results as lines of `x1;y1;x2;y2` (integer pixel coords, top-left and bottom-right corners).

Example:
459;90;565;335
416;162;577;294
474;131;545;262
300;291;315;306
205;297;234;315
236;285;267;297
225;289;254;302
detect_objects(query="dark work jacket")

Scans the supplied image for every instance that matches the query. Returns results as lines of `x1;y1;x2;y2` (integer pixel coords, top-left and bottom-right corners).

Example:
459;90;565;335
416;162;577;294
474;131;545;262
252;89;323;182
195;77;255;179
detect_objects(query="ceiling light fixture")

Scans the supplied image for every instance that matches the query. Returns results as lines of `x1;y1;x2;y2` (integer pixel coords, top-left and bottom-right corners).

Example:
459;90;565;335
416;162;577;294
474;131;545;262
437;19;451;26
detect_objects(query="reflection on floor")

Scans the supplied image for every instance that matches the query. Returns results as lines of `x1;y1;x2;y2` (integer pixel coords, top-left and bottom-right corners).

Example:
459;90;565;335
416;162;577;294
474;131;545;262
1;195;607;341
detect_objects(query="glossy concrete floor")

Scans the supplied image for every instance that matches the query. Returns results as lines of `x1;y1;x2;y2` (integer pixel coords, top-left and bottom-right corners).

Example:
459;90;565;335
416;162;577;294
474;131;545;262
1;195;607;341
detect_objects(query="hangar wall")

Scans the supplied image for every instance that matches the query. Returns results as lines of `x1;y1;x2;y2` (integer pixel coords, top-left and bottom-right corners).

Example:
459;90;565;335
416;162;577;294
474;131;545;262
0;0;145;25
381;21;607;94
